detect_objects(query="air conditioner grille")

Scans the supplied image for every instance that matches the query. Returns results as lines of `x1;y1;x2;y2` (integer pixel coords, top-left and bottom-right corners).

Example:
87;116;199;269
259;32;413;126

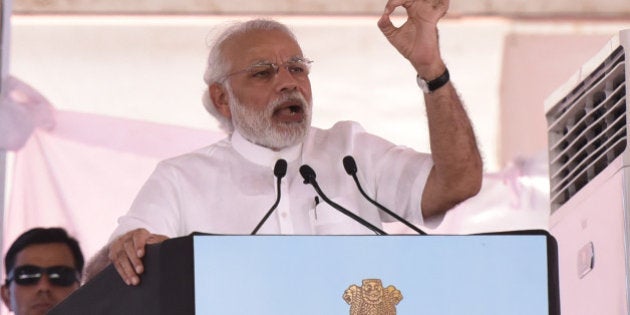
547;46;626;210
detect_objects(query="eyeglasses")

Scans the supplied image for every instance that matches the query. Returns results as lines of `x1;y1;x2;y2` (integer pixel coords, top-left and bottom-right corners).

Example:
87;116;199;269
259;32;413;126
5;265;80;287
221;56;313;83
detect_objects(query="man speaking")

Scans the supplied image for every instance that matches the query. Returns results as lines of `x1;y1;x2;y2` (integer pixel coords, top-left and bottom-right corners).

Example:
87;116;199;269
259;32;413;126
88;0;482;286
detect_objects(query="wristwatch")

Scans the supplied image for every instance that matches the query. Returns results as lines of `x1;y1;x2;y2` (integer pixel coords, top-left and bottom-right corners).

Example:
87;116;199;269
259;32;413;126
416;68;450;93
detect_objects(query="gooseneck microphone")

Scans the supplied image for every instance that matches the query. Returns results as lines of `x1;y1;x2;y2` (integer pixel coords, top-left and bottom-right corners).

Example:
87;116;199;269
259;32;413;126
299;164;387;235
343;155;427;235
251;159;288;235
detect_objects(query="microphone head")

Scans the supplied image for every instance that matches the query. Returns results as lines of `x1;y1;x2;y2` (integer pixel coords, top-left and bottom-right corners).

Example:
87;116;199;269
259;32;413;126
299;165;316;184
273;159;288;178
342;156;358;175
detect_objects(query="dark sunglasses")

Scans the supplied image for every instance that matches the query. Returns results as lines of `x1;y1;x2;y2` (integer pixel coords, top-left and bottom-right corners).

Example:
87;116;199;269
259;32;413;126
5;265;80;287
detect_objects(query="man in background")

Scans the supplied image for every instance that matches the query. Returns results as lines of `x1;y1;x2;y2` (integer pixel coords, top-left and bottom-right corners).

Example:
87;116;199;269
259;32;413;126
1;227;84;315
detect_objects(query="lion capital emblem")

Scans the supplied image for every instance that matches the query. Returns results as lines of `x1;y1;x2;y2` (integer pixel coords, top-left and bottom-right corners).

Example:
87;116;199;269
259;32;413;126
343;279;403;315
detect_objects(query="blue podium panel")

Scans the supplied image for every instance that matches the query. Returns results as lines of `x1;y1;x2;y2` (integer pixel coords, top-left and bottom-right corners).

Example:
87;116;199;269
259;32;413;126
194;234;558;315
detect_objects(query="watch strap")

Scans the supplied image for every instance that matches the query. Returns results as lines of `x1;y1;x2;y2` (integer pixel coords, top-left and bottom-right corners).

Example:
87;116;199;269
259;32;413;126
417;68;450;93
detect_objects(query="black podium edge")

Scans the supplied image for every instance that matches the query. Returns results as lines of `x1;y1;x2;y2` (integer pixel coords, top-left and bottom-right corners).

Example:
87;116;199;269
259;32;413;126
473;229;561;315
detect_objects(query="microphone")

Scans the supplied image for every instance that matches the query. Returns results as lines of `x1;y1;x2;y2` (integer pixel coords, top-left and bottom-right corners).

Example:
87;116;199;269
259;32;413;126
343;155;427;235
299;164;387;235
251;159;288;235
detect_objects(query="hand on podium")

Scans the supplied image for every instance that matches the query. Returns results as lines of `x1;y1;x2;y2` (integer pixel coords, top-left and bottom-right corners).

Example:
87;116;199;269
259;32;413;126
108;228;168;286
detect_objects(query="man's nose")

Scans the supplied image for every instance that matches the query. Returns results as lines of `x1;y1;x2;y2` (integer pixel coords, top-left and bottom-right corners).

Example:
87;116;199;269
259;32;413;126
274;66;299;92
35;275;53;291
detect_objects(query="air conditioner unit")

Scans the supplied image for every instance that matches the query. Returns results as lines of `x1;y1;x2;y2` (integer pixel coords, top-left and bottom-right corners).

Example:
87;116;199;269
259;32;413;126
545;29;629;314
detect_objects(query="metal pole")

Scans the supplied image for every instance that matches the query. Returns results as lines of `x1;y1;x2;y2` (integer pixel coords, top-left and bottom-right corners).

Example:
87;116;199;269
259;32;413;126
1;0;13;271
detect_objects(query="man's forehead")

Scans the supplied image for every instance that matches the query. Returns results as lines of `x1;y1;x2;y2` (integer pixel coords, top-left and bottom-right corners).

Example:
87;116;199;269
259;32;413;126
14;243;75;267
222;29;303;64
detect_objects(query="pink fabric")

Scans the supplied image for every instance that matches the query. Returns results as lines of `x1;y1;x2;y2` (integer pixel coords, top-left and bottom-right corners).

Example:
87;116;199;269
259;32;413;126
0;76;55;150
4;110;224;262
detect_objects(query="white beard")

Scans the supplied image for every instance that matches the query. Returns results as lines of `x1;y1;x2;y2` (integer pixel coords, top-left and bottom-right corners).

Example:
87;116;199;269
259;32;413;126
226;86;312;150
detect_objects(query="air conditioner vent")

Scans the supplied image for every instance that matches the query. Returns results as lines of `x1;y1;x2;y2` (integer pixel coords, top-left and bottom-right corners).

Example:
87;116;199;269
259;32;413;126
547;46;626;210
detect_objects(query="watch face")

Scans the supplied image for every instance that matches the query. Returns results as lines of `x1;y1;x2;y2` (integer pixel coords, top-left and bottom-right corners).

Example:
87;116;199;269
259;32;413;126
416;68;450;93
416;76;430;93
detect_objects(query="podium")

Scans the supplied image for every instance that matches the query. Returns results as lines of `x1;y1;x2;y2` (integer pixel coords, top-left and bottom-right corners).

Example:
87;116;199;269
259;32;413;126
50;230;560;314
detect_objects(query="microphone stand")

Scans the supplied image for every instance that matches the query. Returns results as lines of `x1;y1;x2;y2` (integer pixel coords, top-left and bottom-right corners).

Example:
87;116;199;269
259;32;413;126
251;159;287;235
343;156;427;235
300;165;387;235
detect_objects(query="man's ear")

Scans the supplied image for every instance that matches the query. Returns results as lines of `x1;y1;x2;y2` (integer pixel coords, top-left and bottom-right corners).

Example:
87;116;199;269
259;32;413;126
1;285;13;311
209;83;232;119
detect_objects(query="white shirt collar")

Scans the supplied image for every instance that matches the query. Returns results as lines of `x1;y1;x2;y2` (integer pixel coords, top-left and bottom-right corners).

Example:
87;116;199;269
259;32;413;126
230;130;302;167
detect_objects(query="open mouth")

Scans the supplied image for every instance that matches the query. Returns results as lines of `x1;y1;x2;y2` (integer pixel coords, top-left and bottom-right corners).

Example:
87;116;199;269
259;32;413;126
273;101;305;122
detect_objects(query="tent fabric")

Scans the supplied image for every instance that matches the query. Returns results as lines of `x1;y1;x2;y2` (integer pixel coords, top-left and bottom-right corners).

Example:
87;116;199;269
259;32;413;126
0;76;55;150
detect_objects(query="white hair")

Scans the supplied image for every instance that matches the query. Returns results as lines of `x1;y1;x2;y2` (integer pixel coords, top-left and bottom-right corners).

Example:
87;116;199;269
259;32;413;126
201;19;299;133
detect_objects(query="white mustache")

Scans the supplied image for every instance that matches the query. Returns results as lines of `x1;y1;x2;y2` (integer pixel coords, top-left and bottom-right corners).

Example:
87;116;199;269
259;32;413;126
269;91;309;111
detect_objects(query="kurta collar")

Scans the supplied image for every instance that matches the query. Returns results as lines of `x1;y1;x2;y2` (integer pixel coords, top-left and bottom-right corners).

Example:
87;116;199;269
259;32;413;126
230;130;302;167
